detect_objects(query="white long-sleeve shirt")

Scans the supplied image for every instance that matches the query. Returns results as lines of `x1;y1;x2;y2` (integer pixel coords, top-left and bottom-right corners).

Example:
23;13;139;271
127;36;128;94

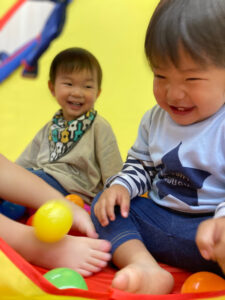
107;105;225;218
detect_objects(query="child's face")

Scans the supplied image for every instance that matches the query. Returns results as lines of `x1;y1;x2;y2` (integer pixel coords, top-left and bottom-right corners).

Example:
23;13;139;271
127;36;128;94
48;68;100;121
152;48;225;125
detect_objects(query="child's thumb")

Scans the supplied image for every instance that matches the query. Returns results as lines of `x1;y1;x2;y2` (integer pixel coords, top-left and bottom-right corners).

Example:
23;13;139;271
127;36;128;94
196;220;216;261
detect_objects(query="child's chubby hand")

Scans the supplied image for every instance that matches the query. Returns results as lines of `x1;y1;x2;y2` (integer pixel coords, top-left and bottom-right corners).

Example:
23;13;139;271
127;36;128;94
94;184;130;227
196;217;225;273
67;201;99;239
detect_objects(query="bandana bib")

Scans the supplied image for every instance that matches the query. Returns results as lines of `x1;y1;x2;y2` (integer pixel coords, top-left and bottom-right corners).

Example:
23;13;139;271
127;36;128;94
48;109;97;162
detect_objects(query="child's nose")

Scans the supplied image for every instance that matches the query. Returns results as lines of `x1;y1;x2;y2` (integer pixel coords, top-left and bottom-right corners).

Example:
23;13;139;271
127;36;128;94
166;84;185;102
71;86;82;96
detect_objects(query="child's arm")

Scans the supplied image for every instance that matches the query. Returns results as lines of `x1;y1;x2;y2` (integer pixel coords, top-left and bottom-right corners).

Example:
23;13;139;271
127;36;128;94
94;184;130;226
15;125;46;168
0;154;97;238
0;153;65;207
95;119;123;185
0;154;112;275
196;217;225;273
94;112;154;227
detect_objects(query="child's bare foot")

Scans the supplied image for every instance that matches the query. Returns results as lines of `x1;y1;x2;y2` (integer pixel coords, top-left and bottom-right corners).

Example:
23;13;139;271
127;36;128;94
112;262;174;294
16;223;111;277
32;236;112;277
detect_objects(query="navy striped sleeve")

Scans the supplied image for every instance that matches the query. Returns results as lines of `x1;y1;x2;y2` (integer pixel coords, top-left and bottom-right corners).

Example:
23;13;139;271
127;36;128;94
105;155;156;199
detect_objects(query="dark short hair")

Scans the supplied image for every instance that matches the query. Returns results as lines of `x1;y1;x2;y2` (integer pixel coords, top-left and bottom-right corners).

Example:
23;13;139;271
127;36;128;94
49;47;102;89
145;0;225;68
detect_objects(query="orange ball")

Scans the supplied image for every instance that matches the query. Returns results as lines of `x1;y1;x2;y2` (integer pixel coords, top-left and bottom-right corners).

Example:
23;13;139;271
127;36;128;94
66;194;84;208
181;271;225;293
26;214;34;226
141;192;149;198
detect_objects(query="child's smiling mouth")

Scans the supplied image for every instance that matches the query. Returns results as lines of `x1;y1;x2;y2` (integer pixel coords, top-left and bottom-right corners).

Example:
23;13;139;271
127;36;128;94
68;101;83;107
170;105;194;115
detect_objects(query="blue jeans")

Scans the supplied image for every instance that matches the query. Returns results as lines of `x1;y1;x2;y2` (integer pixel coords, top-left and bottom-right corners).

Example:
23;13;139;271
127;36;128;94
91;192;223;276
26;168;68;196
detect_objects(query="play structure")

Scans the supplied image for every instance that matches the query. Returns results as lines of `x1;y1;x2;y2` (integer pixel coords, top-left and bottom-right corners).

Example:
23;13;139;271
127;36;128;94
1;196;225;299
0;0;71;82
1;1;225;298
2;237;225;299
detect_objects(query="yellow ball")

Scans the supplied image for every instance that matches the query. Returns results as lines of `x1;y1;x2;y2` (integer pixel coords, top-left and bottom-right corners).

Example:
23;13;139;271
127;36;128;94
33;200;73;243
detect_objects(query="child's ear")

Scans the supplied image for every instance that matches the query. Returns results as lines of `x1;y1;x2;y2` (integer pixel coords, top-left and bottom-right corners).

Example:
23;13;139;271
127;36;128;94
97;89;101;98
48;80;55;96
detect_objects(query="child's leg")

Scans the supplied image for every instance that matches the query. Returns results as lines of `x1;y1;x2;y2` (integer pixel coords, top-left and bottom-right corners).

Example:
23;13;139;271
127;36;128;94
91;194;174;294
111;239;174;294
91;193;223;294
0;214;111;277
26;168;68;195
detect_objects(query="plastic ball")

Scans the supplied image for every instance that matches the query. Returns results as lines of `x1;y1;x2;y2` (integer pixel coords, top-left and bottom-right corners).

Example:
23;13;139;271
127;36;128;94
66;194;84;208
26;214;34;226
44;268;88;290
1;200;26;220
33;200;73;243
181;271;225;293
84;204;91;215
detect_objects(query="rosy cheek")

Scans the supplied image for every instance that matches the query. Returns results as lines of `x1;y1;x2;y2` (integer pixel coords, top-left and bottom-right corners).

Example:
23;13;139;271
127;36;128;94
153;84;164;103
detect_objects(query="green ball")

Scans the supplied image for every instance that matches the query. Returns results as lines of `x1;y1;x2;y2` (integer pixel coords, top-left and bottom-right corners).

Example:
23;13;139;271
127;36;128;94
44;268;88;290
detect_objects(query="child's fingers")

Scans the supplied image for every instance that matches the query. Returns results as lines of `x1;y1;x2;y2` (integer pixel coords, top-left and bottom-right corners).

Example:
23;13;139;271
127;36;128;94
71;205;98;237
94;199;110;226
85;222;99;238
94;185;130;226
196;219;216;260
120;195;130;218
86;230;99;239
213;220;225;272
214;243;225;273
106;198;116;222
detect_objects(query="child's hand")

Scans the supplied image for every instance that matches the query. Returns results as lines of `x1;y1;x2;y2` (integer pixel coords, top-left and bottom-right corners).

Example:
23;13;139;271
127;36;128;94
94;184;130;226
196;217;225;273
69;203;99;238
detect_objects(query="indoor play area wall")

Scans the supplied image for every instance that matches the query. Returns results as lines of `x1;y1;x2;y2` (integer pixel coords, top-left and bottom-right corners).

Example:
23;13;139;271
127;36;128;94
0;0;158;162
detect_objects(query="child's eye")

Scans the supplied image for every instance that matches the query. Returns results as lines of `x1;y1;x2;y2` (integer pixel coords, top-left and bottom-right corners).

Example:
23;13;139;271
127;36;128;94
154;74;166;79
63;82;72;86
186;77;202;81
85;85;93;89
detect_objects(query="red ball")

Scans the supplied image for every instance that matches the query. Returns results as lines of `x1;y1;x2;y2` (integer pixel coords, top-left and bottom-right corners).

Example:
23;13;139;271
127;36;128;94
181;271;225;293
26;214;34;226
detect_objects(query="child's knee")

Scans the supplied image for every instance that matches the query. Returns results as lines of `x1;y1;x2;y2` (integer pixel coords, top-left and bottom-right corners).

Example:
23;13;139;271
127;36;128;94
90;191;103;223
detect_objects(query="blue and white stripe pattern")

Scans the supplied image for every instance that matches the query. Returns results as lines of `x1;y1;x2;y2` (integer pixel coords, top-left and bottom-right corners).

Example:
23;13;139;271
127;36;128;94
106;155;154;199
